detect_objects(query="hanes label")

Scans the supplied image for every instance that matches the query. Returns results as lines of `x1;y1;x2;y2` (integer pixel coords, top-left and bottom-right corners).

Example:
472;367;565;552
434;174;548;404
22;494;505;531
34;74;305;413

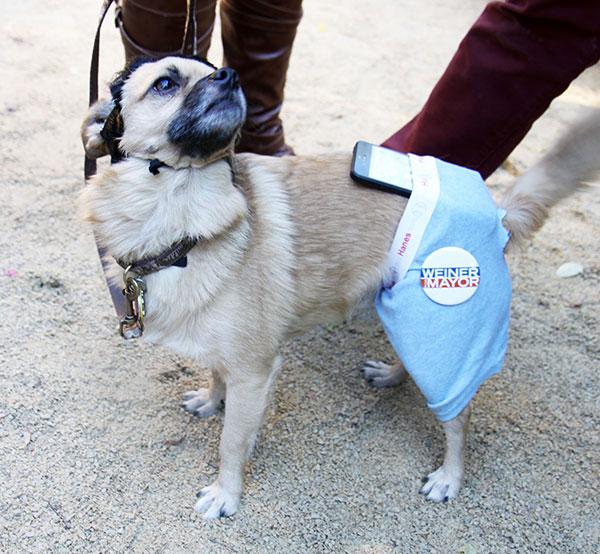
385;155;440;287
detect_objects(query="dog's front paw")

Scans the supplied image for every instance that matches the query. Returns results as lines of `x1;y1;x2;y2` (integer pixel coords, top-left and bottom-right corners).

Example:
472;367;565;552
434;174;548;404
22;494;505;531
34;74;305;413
420;466;463;503
182;388;224;417
195;482;240;519
362;360;407;388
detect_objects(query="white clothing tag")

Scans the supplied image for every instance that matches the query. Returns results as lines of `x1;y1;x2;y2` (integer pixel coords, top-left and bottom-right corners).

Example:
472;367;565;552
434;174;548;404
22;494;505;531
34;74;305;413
420;247;480;305
385;155;440;287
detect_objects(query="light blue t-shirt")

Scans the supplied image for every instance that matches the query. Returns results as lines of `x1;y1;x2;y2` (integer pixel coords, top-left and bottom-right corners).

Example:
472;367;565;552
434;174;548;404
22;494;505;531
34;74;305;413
376;158;511;422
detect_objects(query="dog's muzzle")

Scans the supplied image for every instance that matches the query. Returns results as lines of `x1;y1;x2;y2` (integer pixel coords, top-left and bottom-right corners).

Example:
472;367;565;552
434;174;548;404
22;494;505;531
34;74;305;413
167;68;247;159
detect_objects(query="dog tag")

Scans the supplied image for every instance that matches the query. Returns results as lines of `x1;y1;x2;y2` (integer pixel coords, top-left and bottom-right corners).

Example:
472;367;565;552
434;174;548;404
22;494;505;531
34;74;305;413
420;247;480;306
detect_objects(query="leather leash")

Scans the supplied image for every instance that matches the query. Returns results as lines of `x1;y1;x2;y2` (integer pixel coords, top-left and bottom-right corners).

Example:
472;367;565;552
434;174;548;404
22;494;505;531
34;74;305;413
182;0;199;56
85;0;126;319
84;0;199;324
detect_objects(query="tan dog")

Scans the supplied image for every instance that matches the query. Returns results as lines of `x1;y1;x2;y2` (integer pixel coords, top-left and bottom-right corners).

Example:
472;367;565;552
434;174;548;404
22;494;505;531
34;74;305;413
81;55;596;519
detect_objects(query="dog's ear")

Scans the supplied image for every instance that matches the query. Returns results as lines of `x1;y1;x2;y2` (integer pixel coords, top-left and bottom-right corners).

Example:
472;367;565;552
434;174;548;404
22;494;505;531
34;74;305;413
100;105;125;162
109;71;128;108
109;57;156;107
80;98;114;159
89;58;156;162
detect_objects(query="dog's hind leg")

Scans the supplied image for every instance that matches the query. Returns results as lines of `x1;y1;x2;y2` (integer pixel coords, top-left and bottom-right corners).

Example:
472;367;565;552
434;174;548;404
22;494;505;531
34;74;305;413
182;369;226;418
420;403;471;502
194;357;280;519
362;359;408;388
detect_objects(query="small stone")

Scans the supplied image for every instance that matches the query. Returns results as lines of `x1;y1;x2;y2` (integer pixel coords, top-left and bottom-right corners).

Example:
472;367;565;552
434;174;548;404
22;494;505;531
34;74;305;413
162;435;185;447
20;429;32;448
555;262;583;279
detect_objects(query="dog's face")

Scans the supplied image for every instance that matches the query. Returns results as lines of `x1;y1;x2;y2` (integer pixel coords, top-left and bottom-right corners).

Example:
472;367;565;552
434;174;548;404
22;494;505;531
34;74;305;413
98;56;247;166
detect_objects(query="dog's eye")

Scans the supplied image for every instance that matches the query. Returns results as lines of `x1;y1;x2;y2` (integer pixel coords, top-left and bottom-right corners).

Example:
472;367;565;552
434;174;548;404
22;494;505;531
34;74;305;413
152;77;177;93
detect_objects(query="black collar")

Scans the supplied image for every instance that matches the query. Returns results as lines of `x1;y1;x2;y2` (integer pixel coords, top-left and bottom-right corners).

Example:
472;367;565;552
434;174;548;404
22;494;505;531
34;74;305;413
147;156;234;175
111;153;231;176
115;236;199;277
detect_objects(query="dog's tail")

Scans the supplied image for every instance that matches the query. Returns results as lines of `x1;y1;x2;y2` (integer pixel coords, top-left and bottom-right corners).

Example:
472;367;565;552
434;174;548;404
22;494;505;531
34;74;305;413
500;109;600;246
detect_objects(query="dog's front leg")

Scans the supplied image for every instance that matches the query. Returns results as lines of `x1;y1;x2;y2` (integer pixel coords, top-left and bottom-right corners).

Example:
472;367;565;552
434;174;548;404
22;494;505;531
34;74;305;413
420;403;471;502
195;358;279;519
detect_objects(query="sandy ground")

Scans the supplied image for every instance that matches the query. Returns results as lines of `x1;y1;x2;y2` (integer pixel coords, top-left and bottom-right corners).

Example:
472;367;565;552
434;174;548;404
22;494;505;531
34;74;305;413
1;1;599;552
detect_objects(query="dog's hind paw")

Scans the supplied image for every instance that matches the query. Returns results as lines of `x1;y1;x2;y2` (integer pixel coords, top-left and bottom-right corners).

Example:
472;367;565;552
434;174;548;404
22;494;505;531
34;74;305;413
195;482;240;519
419;466;463;503
182;388;223;417
361;360;407;388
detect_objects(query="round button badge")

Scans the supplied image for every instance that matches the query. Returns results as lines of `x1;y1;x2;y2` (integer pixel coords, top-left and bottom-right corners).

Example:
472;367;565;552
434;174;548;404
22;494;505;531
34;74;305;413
419;247;480;306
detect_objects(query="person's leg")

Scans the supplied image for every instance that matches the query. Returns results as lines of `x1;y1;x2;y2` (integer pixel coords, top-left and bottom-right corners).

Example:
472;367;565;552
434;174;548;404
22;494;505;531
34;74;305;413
383;0;600;179
116;0;217;62
220;0;303;156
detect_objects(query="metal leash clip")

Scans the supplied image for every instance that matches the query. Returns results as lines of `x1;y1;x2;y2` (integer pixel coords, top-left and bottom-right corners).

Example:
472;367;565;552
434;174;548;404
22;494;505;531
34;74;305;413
119;266;147;340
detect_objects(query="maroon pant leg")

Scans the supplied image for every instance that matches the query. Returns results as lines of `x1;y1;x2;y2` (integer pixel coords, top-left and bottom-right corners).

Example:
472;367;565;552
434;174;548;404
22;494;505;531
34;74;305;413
382;0;600;179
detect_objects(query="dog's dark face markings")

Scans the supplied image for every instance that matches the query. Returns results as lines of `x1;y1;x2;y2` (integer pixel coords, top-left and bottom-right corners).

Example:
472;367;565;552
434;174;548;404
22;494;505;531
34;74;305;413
109;56;247;164
167;67;245;158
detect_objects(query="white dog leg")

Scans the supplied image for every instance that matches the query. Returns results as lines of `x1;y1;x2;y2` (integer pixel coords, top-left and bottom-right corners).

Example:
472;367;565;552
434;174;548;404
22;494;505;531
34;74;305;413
420;403;471;502
182;369;226;417
195;359;279;519
362;359;407;388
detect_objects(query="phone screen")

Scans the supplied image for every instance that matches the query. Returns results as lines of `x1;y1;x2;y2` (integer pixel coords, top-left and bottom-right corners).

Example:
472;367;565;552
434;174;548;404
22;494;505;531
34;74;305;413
351;141;413;197
368;145;411;189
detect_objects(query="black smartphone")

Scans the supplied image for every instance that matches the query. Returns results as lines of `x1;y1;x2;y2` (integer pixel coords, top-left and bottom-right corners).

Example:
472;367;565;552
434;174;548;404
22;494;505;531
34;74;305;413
350;141;413;197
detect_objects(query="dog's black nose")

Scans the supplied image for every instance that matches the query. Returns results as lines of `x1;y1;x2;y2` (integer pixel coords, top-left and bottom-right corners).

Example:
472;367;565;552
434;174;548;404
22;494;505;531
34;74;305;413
212;67;239;88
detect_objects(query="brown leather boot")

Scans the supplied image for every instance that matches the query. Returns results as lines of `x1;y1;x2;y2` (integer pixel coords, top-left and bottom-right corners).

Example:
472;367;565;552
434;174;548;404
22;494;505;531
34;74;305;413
116;0;217;62
220;0;303;156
